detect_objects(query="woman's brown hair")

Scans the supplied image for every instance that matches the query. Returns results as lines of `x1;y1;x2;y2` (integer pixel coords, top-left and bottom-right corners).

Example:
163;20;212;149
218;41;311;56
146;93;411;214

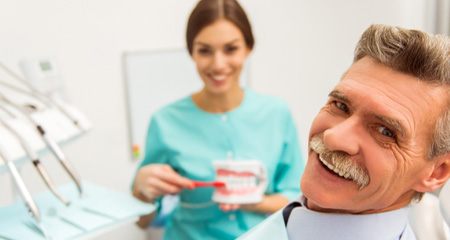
186;0;254;55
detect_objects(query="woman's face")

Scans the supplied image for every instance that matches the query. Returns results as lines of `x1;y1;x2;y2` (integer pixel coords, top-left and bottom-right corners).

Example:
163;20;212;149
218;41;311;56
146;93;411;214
191;19;251;95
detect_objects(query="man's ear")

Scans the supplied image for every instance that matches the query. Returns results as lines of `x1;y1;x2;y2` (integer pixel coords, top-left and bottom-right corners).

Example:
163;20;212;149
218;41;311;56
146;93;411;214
414;154;450;193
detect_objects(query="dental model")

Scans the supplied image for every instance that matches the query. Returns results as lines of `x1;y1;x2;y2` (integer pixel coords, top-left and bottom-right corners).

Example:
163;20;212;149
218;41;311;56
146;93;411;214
212;160;267;204
216;169;259;193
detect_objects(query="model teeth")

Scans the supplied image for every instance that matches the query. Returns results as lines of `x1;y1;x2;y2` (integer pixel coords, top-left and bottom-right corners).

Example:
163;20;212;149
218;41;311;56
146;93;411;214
216;176;257;190
319;156;352;180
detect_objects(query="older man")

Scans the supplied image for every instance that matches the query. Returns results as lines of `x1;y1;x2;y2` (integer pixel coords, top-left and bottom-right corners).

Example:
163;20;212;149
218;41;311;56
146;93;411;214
238;24;449;240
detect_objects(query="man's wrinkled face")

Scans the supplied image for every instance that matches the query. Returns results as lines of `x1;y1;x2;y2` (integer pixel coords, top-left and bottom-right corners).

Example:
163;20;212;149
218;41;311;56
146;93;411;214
301;57;448;214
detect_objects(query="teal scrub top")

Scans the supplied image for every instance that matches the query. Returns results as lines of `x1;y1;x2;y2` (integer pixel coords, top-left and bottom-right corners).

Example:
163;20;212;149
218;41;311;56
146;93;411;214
138;89;305;240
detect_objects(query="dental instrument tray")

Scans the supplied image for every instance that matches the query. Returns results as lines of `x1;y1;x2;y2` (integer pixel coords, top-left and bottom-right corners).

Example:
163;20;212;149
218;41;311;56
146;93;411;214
0;182;156;239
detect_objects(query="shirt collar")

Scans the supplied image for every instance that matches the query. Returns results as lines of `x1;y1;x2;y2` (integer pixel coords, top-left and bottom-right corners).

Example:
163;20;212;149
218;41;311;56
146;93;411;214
286;197;410;240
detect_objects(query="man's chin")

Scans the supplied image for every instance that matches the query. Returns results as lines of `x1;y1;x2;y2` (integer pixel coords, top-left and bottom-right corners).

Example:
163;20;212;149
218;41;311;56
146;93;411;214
303;196;357;214
301;183;350;213
302;192;332;211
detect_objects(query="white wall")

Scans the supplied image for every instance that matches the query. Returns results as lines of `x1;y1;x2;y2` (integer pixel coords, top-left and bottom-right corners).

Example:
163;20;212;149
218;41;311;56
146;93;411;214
245;0;430;152
0;0;435;239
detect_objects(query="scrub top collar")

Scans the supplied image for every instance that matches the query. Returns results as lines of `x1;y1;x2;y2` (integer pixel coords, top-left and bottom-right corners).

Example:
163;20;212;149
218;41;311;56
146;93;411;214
189;88;251;116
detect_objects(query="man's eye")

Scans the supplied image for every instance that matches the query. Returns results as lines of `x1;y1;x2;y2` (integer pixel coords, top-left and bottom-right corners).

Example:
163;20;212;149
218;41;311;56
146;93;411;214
334;101;349;113
377;126;396;139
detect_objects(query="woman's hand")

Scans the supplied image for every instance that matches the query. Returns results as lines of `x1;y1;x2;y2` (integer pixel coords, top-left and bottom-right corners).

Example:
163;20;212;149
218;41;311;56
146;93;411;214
218;194;289;214
133;164;194;202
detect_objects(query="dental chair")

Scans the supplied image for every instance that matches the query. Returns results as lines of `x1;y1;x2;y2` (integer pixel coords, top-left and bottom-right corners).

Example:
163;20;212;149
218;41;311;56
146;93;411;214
440;181;450;235
409;181;450;240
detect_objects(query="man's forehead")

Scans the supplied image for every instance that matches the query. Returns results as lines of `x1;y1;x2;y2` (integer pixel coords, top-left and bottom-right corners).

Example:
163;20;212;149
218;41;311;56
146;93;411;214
341;57;448;98
338;70;449;116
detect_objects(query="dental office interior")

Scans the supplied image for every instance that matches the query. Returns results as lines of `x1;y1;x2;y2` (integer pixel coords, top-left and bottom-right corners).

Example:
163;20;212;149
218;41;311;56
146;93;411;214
0;0;449;239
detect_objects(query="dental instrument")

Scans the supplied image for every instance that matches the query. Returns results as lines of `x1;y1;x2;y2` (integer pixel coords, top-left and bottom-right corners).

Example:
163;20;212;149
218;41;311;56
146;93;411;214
0;153;40;223
0;105;70;205
0;93;83;197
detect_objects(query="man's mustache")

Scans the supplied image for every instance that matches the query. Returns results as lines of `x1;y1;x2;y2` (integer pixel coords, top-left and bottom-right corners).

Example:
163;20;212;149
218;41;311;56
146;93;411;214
310;134;370;189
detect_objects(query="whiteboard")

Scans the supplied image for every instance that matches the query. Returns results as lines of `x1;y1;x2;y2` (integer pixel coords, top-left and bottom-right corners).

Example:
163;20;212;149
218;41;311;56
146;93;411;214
122;49;250;161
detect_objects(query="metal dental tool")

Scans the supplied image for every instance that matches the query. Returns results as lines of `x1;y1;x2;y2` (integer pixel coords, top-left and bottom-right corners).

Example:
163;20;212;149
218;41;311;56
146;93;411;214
0;93;83;197
0;106;70;205
0;145;49;238
0;62;85;131
2;156;51;239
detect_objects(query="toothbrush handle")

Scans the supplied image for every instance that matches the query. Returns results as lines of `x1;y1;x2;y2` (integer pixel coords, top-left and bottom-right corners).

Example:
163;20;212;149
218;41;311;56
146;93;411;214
192;181;225;188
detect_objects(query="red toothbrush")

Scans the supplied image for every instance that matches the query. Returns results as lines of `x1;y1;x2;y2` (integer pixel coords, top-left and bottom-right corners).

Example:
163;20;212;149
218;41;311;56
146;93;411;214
192;181;226;188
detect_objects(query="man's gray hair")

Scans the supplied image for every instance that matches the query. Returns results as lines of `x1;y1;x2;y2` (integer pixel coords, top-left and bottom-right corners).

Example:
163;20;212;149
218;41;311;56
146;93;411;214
354;24;450;160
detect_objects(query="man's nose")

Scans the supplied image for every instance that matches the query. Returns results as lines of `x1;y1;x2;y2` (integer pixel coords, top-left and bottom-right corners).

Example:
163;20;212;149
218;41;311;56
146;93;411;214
322;117;361;155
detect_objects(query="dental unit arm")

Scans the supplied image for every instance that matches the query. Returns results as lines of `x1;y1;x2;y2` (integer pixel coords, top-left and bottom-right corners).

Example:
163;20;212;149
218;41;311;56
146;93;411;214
0;105;70;205
0;93;83;197
0;62;86;132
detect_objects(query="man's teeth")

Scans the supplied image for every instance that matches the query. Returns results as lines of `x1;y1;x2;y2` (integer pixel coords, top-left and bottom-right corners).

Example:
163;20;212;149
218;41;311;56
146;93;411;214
319;156;352;180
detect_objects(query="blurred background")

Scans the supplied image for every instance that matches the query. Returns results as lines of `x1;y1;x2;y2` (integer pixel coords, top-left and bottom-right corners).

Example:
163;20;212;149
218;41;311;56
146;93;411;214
0;0;448;239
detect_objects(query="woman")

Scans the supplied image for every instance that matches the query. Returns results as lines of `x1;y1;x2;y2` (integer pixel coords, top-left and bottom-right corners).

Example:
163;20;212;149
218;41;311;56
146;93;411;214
132;0;304;239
